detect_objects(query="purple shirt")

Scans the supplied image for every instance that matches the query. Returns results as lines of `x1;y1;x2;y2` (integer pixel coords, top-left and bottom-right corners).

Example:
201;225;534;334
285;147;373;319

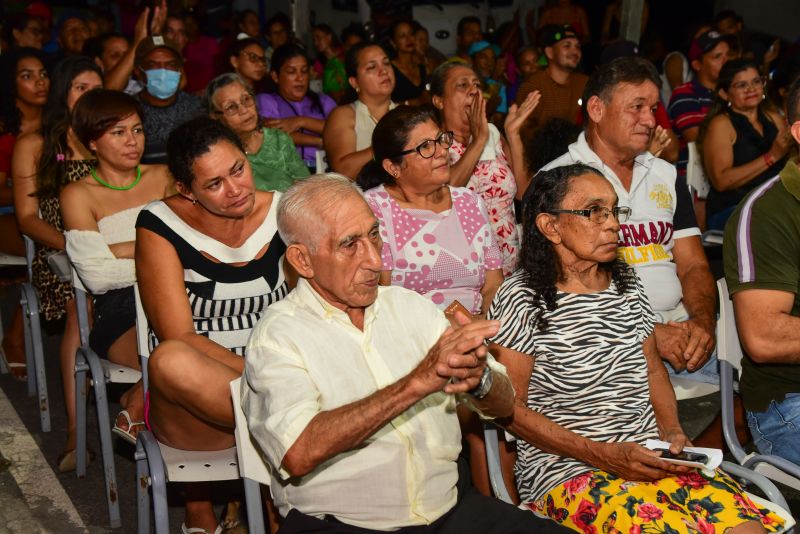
256;92;337;166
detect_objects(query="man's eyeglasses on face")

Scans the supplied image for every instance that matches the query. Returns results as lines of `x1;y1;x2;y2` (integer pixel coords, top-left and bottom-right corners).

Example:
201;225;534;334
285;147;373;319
392;131;454;159
549;206;632;224
242;51;267;65
218;94;255;117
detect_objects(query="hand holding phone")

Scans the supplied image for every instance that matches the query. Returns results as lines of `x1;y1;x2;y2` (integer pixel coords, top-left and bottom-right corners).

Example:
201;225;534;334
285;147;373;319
653;447;708;464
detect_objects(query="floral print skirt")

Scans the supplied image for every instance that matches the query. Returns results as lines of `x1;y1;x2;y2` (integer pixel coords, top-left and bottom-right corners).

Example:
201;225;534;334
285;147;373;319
528;469;784;534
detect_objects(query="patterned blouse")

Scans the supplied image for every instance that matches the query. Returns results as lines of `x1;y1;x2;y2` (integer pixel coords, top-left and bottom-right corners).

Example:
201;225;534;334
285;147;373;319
136;196;288;355
365;185;502;315
448;124;519;275
488;269;658;502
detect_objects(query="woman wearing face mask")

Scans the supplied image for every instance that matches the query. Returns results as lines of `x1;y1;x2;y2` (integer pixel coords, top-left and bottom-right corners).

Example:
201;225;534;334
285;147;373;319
134;36;204;165
257;45;337;172
208;73;309;192
323;42;396;180
12;56;103;471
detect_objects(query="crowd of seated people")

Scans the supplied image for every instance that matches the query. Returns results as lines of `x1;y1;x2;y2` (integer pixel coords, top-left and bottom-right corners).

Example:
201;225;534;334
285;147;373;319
0;2;799;533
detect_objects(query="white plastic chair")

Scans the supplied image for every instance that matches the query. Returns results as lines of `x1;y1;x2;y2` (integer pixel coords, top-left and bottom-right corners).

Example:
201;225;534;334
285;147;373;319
133;286;257;533
72;271;141;529
483;425;796;533
230;377;274;534
0;236;50;432
315;149;327;174
717;278;800;491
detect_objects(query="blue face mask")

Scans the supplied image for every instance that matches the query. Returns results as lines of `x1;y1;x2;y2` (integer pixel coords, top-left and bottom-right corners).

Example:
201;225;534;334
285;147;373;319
144;68;180;99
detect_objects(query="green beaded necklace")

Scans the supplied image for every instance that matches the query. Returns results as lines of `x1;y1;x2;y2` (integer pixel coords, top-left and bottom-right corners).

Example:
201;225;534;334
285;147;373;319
91;166;142;191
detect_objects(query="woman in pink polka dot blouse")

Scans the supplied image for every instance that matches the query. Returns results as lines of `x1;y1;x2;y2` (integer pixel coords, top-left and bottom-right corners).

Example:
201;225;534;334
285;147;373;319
357;105;504;316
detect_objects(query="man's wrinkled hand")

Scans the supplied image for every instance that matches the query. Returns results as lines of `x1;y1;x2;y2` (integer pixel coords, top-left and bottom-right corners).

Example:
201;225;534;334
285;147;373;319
653;323;689;372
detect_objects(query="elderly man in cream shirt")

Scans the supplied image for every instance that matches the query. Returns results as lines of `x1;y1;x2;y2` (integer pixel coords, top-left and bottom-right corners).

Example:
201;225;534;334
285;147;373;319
242;174;567;534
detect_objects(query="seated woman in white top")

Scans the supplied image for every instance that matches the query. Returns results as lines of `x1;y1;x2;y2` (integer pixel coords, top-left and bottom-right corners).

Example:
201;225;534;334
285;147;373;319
60;88;172;444
322;42;396;180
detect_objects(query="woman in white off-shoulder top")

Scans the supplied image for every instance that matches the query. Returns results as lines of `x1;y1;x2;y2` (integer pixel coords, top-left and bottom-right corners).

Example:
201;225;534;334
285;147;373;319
60;88;172;446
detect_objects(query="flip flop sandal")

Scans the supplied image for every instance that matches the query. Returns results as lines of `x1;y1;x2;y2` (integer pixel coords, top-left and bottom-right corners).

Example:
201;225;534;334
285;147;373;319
181;524;223;534
112;409;145;445
0;348;26;381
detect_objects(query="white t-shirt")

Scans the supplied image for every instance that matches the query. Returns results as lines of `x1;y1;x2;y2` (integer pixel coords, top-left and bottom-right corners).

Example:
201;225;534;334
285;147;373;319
542;133;700;312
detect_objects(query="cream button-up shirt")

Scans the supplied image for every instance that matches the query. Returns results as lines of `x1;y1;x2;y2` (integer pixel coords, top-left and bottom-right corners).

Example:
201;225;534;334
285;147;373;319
243;279;502;530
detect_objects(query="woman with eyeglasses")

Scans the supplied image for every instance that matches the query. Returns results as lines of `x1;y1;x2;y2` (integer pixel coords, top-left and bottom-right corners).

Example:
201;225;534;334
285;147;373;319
358;105;503;318
228;37;269;93
323;42;396;180
257;44;337;172
207;73;309;192
700;59;792;230
487;163;784;533
429;62;539;275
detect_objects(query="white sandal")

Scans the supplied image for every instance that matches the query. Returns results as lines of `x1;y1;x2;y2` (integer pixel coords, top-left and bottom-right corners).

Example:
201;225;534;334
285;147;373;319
181;523;222;534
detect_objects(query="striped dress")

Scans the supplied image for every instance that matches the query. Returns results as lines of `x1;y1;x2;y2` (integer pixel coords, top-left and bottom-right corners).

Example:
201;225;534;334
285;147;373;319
487;269;658;503
136;197;288;356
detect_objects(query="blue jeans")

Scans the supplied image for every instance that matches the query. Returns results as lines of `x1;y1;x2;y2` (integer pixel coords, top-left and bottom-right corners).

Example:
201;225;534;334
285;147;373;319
746;393;800;465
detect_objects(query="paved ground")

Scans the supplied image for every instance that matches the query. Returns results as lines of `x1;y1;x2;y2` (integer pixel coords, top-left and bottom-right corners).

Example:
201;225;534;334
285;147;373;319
0;276;798;533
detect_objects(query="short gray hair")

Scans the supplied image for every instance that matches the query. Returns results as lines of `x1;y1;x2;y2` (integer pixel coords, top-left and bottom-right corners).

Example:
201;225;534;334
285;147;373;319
277;173;364;252
205;72;252;115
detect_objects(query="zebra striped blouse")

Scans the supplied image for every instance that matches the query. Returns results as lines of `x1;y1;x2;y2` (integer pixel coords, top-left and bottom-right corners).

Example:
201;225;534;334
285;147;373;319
488;269;659;503
136;197;288;356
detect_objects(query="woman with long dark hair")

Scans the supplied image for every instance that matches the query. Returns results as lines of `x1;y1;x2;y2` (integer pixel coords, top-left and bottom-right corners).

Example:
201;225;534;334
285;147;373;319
257;44;337;171
311;24;347;103
12;56;103;471
323;41;396;180
0;47;49;381
389;20;427;105
488;164;783;533
700;59;792;230
228;37;269;93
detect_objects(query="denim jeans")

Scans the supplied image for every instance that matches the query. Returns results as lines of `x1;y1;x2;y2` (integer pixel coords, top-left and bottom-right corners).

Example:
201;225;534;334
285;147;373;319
746;393;800;465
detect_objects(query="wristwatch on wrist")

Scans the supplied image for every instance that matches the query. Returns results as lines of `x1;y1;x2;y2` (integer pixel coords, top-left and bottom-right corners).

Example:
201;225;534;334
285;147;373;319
469;365;493;399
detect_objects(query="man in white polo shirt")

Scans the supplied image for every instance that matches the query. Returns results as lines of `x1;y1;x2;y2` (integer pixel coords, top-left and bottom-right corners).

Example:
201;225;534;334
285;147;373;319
541;57;717;386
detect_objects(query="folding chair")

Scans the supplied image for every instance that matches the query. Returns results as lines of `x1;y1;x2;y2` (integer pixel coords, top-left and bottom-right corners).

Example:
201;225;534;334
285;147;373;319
315;149;327;174
482;424;796;533
717;277;800;491
72;273;141;529
134;286;257;534
0;236;50;431
230;377;276;534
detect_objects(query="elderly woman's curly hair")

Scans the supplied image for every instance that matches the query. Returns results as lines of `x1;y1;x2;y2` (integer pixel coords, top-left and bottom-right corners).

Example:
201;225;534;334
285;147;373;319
520;163;633;330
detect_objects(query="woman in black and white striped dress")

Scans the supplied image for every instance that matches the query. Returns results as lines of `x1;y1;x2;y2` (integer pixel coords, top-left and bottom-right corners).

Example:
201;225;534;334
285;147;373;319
135;117;290;534
488;164;782;534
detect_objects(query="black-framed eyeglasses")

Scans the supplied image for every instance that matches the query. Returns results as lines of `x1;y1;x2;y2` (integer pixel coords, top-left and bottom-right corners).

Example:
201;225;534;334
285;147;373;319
217;94;255;117
549;206;632;224
241;51;267;65
392;131;454;159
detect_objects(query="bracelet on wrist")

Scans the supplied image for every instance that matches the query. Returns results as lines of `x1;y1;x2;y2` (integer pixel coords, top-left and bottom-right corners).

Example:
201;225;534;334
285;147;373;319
763;152;775;168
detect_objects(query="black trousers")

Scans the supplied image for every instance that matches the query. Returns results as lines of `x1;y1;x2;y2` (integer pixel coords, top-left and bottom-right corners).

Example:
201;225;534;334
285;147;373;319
277;460;570;534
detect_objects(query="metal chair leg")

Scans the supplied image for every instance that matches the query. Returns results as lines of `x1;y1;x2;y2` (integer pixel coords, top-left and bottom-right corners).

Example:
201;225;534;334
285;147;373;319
136;436;152;534
138;431;169;534
75;350;89;478
22;284;49;432
85;348;121;528
244;478;265;534
20;287;35;397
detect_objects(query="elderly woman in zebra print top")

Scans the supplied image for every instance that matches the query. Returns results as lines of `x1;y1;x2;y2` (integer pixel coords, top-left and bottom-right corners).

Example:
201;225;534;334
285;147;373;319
486;163;782;534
